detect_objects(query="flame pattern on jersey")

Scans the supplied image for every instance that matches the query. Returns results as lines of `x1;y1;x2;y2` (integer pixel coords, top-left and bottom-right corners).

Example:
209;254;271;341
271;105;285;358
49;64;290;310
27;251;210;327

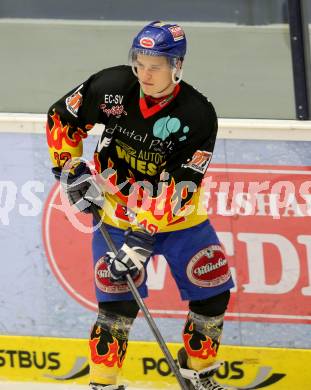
46;111;89;167
93;154;204;233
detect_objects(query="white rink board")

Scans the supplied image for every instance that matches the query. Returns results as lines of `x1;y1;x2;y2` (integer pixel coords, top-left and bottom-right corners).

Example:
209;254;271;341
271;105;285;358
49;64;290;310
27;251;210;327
0;113;311;141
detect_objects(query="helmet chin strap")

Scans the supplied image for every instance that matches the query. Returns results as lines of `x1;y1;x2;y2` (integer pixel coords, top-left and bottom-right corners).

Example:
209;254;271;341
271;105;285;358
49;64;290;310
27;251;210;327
172;67;183;84
151;67;183;97
131;64;138;77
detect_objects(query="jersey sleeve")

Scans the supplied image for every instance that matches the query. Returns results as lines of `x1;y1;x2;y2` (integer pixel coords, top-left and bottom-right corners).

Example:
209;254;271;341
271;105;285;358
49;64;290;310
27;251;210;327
133;101;218;232
46;73;103;168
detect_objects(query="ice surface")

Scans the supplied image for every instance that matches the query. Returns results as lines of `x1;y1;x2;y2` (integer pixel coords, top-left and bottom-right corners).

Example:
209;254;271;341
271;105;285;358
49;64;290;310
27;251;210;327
0;382;162;390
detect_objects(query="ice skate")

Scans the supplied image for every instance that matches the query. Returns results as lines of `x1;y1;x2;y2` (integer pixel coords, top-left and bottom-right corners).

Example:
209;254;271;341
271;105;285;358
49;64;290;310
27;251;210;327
178;348;234;390
89;383;126;390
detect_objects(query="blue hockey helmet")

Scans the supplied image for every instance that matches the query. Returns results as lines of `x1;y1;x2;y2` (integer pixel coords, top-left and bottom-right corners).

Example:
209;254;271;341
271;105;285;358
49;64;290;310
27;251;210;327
130;21;187;62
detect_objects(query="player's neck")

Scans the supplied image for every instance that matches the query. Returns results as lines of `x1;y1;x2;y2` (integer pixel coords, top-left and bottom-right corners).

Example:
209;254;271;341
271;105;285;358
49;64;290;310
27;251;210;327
150;83;175;98
145;84;179;106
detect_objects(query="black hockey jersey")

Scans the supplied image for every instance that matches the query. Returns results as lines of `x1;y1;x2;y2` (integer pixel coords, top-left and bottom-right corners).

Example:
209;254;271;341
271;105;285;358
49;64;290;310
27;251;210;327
46;65;218;233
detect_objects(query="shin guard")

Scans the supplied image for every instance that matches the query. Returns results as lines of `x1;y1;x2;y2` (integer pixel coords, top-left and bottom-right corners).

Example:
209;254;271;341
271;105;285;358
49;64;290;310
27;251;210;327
183;310;224;372
89;308;134;385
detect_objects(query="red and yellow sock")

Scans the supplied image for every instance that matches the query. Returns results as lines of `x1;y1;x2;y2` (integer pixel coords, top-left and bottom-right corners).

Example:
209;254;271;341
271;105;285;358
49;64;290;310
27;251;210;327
182;311;224;371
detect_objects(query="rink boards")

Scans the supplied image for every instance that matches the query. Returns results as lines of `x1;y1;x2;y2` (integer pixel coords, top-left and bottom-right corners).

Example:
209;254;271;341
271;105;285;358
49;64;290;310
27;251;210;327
0;335;310;389
1;115;311;390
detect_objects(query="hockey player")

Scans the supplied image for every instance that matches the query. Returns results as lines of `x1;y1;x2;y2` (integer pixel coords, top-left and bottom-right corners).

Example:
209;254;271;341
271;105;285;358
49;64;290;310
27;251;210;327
46;21;234;390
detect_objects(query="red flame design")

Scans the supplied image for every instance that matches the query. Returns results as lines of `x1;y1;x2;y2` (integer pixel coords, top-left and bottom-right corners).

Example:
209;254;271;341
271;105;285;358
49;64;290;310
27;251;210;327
93;155;193;225
46;112;87;151
183;333;217;360
89;335;126;368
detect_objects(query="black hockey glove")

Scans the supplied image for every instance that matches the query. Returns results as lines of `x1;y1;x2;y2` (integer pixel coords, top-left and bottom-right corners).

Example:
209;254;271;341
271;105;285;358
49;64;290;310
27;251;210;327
52;161;104;213
107;228;155;280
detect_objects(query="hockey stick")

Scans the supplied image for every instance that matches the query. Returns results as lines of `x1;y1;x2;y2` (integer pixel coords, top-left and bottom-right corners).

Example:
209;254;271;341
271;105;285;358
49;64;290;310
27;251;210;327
90;205;188;390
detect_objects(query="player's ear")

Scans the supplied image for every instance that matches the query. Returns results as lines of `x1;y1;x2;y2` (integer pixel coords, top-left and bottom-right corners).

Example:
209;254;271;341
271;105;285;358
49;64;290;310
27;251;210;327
176;59;183;70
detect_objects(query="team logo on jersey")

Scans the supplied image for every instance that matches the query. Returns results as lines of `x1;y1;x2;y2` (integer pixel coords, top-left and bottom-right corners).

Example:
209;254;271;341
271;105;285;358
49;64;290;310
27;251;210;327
168;25;185;41
140;37;155;48
99;104;127;118
153;116;190;142
65;85;83;117
186;245;231;288
115;139;137;156
182;150;212;174
99;94;127;118
104;94;124;105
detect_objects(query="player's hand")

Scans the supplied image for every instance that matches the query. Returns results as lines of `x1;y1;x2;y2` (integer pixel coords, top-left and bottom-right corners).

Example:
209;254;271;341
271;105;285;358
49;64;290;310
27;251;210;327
107;228;155;280
52;161;104;213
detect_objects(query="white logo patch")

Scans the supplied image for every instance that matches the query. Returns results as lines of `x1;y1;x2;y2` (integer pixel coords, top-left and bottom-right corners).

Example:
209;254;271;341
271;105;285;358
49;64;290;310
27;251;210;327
182;150;213;174
65;84;83;117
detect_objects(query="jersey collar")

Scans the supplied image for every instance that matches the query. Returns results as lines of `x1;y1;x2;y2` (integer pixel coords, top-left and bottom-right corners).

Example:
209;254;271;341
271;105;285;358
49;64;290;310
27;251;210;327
139;84;180;119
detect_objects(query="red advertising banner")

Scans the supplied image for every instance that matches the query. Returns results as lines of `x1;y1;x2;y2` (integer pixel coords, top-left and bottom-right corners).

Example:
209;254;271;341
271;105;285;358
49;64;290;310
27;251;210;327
43;164;311;324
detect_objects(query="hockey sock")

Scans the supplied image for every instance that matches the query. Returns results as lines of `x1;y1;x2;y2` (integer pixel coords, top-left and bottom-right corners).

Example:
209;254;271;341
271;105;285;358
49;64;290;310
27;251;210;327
182;310;224;372
89;308;134;385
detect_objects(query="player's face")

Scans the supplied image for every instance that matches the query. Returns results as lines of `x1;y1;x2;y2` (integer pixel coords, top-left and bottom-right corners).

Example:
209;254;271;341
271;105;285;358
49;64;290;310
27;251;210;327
135;54;174;97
